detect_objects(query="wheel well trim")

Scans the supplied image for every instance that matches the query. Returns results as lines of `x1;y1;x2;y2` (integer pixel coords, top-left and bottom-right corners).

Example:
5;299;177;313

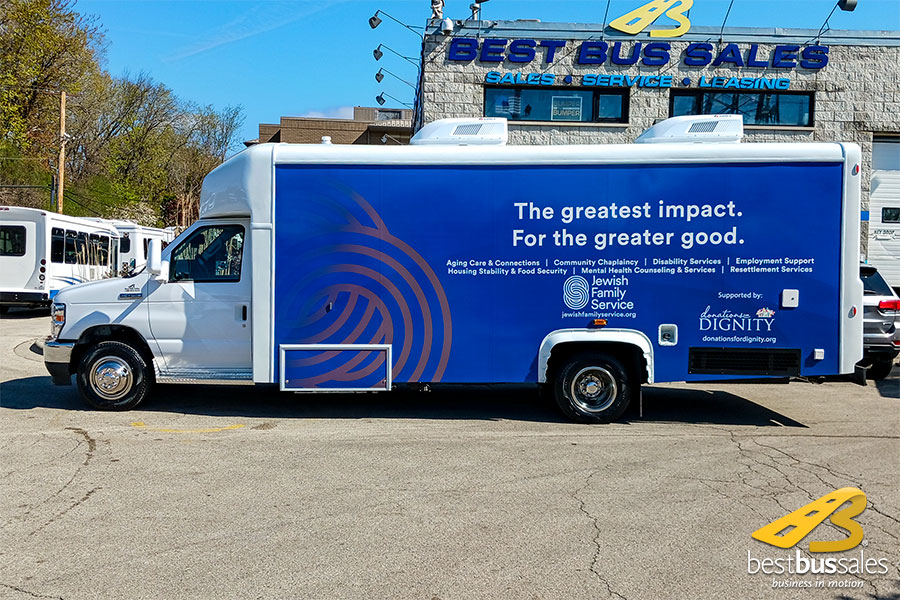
538;328;654;384
71;324;156;373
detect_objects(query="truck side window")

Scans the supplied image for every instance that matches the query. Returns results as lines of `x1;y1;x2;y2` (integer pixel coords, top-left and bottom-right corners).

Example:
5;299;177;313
169;225;244;283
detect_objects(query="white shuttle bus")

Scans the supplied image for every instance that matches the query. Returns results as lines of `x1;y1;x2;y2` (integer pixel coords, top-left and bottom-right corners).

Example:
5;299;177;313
0;207;119;311
88;219;176;273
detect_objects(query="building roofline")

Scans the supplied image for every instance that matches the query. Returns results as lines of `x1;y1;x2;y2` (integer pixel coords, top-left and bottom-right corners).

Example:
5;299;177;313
426;19;900;46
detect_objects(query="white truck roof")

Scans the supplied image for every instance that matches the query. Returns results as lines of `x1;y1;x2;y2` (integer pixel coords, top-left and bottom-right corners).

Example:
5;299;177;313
199;118;852;222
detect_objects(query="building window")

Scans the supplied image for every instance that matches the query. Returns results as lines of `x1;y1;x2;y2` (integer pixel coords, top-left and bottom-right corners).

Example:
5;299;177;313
883;207;900;223
375;109;403;121
670;90;813;127
484;87;628;124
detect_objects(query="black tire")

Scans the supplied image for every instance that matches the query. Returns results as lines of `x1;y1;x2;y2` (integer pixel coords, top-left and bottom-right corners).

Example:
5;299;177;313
551;352;632;423
867;359;895;381
76;341;152;410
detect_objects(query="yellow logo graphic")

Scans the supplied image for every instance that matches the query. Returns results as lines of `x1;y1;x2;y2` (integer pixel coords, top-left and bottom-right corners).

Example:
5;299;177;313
608;0;693;38
751;487;867;553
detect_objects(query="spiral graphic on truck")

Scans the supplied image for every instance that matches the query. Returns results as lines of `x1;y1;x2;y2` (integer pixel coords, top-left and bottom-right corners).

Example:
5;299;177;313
275;182;452;388
563;275;590;310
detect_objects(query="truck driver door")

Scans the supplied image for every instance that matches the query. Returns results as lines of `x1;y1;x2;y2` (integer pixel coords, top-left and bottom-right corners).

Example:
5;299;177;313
146;221;251;376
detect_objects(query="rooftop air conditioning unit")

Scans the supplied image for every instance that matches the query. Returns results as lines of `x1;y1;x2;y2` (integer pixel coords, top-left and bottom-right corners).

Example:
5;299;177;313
410;117;508;146
635;114;744;144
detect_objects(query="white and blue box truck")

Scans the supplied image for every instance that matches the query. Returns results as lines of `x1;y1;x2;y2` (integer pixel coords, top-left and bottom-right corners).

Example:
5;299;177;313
44;116;864;422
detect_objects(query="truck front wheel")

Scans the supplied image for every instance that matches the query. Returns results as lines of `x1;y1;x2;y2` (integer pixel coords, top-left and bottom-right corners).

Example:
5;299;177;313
552;353;632;423
77;341;152;410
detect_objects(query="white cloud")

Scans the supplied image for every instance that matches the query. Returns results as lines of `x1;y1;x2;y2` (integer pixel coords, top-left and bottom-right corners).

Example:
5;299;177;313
297;106;355;119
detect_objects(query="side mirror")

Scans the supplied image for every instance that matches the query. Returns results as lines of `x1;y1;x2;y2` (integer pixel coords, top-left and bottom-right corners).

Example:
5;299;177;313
147;239;162;276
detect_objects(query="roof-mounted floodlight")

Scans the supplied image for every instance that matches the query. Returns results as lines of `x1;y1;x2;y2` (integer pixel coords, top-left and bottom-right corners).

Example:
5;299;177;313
817;0;857;40
469;0;490;21
368;10;423;39
634;115;744;144
375;67;416;89
373;44;419;67
375;92;413;108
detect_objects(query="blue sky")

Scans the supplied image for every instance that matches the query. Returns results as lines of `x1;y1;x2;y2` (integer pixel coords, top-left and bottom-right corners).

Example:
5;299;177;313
78;0;900;145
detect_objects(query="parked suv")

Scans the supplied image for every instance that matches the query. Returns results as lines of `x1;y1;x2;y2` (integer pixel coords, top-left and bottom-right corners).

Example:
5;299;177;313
859;264;900;380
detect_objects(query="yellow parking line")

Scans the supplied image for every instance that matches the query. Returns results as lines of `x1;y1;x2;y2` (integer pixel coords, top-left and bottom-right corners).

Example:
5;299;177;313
130;421;245;433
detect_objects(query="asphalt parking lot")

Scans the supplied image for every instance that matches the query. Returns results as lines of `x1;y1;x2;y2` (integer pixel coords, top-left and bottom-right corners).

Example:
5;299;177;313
1;309;898;600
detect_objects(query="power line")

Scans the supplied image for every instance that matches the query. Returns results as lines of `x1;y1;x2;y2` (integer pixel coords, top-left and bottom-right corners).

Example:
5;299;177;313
62;191;101;216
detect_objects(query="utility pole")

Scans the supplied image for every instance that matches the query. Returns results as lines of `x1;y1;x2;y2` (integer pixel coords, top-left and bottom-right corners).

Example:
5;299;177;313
57;90;66;214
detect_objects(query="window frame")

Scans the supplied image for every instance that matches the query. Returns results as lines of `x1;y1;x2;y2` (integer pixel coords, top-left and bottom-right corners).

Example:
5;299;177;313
168;224;245;284
668;89;815;128
483;85;630;125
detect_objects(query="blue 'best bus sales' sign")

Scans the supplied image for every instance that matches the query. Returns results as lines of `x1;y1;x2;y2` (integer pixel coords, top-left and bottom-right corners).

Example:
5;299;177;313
448;39;830;70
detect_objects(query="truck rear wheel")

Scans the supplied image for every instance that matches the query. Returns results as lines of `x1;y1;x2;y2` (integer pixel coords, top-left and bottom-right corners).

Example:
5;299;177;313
77;341;152;410
552;352;632;423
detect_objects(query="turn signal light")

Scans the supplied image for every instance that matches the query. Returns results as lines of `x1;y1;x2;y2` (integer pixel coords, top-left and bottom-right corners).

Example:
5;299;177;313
878;300;900;311
591;319;607;327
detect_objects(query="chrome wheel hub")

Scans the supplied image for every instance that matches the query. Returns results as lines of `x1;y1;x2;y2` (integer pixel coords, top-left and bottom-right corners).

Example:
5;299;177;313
90;357;133;400
570;366;617;414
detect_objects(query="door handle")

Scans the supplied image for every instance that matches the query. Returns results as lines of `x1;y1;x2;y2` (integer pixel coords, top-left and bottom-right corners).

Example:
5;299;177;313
241;305;248;321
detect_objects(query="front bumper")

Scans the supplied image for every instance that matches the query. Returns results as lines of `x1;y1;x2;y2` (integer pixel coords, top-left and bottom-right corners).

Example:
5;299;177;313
44;340;74;385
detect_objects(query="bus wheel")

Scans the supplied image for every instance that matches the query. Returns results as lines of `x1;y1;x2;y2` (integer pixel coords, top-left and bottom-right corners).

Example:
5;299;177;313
77;341;152;410
553;353;631;423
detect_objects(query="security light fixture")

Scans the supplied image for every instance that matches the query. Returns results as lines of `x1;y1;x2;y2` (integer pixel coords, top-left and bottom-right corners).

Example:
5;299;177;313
817;0;858;41
373;44;419;67
375;67;416;89
470;0;489;20
367;10;423;39
375;92;413;108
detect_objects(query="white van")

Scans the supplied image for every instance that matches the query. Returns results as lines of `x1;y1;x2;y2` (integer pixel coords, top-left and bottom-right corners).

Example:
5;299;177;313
0;207;119;311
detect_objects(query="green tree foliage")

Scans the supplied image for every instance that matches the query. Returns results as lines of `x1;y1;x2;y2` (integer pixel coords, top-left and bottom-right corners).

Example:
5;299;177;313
1;0;244;226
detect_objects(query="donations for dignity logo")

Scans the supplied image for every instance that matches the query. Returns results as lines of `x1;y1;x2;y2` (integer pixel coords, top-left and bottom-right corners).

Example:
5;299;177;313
748;487;890;590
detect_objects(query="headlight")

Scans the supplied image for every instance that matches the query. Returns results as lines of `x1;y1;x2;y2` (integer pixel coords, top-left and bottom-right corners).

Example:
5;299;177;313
50;302;66;339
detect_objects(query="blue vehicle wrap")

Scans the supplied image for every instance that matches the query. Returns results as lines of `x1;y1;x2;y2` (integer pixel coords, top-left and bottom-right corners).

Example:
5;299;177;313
274;162;844;389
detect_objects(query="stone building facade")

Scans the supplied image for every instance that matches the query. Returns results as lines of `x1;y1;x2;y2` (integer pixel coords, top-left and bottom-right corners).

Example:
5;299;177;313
417;21;900;252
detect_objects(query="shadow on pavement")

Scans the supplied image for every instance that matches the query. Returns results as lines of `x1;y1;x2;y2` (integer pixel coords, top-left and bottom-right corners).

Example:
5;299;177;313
1;375;806;427
0;307;49;319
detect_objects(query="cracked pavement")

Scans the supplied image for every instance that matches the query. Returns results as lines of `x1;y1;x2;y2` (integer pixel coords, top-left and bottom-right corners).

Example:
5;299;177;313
1;310;898;600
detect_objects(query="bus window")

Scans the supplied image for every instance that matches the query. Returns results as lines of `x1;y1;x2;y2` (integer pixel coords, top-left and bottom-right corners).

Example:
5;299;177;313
51;227;65;263
65;230;77;264
89;234;100;265
99;235;110;266
76;232;88;264
0;226;26;256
